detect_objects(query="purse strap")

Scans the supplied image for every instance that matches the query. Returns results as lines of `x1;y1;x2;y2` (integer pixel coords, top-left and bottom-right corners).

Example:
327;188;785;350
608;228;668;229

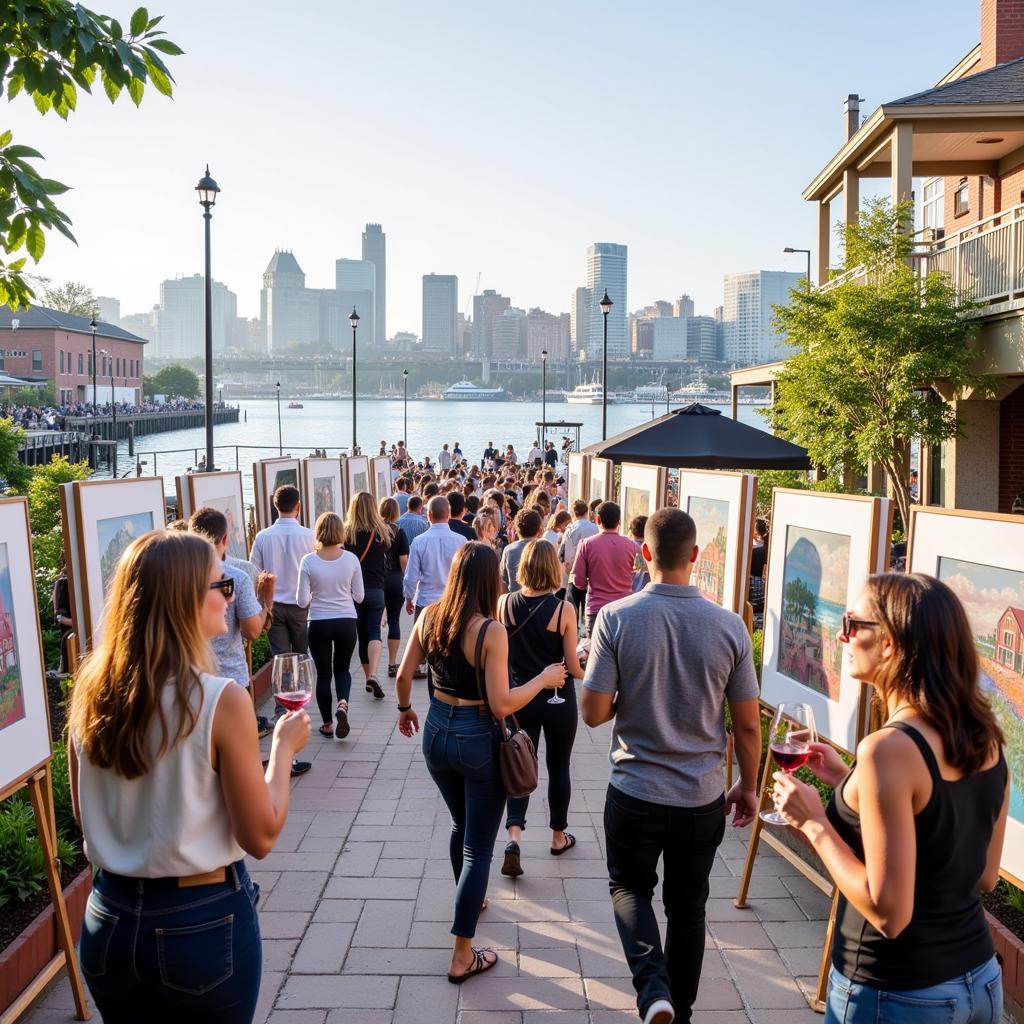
503;593;554;640
473;618;492;709
358;530;376;562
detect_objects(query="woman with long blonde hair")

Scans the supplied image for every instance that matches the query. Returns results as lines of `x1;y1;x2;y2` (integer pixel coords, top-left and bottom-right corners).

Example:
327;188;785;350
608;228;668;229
343;491;395;698
69;529;310;1022
379;496;410;677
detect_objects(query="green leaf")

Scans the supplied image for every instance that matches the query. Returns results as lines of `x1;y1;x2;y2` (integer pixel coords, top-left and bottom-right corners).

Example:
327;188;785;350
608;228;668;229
40;178;70;195
130;7;149;36
101;69;121;103
3;145;44;160
26;224;45;261
147;38;184;56
63;80;77;111
76;29;95;56
0;132;11;148
127;77;143;106
7;73;24;100
114;39;132;67
143;52;172;96
110;19;123;40
32;91;52;115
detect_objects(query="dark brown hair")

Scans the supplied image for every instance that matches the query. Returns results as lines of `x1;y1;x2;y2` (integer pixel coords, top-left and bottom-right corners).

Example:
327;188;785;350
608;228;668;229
514;507;543;540
189;506;228;543
644;508;696;570
273;484;300;514
866;573;1003;774
421;543;499;657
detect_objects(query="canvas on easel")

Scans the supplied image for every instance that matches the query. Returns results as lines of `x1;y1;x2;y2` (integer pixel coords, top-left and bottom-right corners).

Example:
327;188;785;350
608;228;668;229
370;456;393;500
254;457;301;529
343;455;371;504
301;458;344;526
567;453;590;505
617;463;666;535
589;457;613;504
177;471;249;559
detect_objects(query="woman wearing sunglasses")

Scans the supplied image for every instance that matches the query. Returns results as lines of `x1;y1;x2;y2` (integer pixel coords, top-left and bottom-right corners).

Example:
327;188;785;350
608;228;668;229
772;573;1009;1024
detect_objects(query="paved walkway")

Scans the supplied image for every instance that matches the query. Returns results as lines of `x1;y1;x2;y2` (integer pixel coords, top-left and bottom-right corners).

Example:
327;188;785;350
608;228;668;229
27;660;830;1023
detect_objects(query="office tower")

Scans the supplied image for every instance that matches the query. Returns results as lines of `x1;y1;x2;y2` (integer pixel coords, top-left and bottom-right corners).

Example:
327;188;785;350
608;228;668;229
721;271;804;365
651;317;688;361
119;309;157;346
361;223;386;347
422;274;458;353
526;308;570;362
586;243;628;360
456;313;472;357
156;274;237;359
96;296;120;324
491;307;526;359
686;316;719;361
472;289;511;358
570;286;590;353
335;258;376;349
261;250;320;351
633;318;654;357
674;294;695;319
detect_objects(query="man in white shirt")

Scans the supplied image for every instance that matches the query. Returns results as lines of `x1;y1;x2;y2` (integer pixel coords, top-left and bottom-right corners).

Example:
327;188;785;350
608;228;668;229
438;443;453;472
527;441;543;465
251;484;315;656
404;496;467;617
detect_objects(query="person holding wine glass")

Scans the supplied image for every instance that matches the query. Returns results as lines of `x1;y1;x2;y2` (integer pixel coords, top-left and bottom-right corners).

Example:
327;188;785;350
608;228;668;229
772;574;1009;1024
497;539;584;878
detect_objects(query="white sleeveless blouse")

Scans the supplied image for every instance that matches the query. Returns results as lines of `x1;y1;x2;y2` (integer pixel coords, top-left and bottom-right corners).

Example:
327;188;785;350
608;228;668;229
75;672;245;877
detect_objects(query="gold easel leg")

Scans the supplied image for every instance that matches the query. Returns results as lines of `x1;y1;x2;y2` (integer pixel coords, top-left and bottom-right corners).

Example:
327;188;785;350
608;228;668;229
813;887;840;1013
734;746;777;909
725;731;734;792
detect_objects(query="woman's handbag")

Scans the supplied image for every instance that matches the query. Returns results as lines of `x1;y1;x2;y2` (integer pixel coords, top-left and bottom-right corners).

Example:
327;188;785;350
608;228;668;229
474;619;539;799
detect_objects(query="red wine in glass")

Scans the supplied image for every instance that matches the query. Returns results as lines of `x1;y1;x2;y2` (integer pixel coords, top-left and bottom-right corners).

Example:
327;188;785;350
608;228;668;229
276;691;311;713
770;743;810;773
271;653;313;719
760;702;817;826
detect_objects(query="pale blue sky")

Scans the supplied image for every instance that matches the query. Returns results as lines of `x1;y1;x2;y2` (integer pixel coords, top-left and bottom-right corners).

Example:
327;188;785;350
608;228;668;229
9;0;976;332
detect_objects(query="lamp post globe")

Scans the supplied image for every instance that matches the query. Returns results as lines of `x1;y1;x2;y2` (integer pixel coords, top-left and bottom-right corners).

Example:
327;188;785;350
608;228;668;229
196;165;220;472
349;308;360;454
599;289;613;441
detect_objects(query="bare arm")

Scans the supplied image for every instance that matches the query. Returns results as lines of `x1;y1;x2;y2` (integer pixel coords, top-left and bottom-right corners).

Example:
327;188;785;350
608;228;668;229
559;601;584;679
581;688;615;727
981;775;1011;892
239;612;264;642
727;697;761;791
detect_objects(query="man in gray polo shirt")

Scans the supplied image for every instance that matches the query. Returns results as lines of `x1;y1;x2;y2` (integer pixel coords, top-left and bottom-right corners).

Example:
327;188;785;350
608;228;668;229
581;507;762;1024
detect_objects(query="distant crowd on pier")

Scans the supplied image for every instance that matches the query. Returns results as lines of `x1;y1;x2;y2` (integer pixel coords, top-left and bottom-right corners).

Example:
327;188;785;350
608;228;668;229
2;398;211;431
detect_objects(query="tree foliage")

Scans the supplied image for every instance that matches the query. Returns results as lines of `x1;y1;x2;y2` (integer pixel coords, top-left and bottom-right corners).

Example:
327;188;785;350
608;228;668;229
0;4;182;310
41;278;98;317
0;416;28;492
143;363;199;399
26;452;90;532
768;197;994;529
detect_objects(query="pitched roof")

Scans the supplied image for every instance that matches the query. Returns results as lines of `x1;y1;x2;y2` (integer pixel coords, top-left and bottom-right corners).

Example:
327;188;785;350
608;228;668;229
1003;607;1024;634
0;304;147;343
263;250;304;276
888;56;1024;107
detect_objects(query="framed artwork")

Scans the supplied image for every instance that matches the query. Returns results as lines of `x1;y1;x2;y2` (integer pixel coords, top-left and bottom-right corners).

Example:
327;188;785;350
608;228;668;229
301;458;344;526
64;477;167;651
343;456;371;504
589;457;614;504
618;463;666;536
254;458;301;529
907;507;1024;885
0;498;51;793
677;470;756;615
176;471;249;560
371;456;393;501
761;490;889;753
567;453;590;505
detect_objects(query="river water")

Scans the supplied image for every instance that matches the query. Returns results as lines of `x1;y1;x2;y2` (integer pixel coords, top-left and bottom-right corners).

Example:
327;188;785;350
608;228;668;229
103;398;767;505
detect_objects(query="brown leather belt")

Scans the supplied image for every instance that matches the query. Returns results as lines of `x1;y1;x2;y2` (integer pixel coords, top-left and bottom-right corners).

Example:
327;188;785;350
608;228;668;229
178;866;228;887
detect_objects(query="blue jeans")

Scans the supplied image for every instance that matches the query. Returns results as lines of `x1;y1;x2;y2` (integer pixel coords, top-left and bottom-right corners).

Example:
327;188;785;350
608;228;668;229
356;586;386;665
826;957;1002;1024
78;861;261;1024
422;697;504;937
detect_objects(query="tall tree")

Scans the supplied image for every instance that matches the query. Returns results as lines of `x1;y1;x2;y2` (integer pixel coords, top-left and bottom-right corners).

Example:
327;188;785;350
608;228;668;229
144;364;199;399
0;4;183;310
768;197;994;529
42;279;98;317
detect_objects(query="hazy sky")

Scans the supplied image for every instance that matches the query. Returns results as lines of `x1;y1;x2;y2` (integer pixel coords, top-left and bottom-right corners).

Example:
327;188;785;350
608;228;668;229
10;1;976;332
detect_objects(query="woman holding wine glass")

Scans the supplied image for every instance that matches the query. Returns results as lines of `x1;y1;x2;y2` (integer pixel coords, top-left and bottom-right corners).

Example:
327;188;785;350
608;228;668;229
772;574;1009;1024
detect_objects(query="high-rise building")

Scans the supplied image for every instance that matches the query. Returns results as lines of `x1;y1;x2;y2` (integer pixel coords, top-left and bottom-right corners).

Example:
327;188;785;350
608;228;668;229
156;274;237;359
422;274;458;353
472;289;511;358
335;258;375;349
120;309;157;346
686;316;719;361
651;317;688;361
261;250;320;351
456;313;472;358
491;307;526;359
586;243;628;360
526;308;570;362
721;271;804;365
361;223;386;347
96;296;120;324
570;286;590;354
674;294;695;319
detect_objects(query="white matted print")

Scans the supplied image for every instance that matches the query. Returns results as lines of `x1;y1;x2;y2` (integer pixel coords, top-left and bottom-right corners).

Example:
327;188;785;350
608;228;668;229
761;490;888;753
618;464;666;536
255;458;301;529
677;470;756;615
344;456;371;504
568;453;590;506
589;458;613;504
908;507;1024;885
301;458;344;526
371;457;393;500
186;471;248;560
0;499;51;792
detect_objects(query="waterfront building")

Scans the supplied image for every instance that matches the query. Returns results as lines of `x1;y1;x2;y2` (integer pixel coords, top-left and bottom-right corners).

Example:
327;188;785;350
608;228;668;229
422;274;458;353
674;294;695;319
526;308;570;362
491;307;526;360
651;316;688;361
586;242;628;360
96;296;120;325
721;270;803;365
472;289;511;358
687;315;720;362
156;274;238;360
570;286;590;355
261;250;320;352
335;258;376;350
631;301;673;357
361;223;386;347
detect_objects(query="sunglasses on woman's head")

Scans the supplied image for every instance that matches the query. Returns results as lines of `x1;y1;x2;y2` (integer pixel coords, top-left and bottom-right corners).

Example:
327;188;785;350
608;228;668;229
839;612;878;643
210;576;235;599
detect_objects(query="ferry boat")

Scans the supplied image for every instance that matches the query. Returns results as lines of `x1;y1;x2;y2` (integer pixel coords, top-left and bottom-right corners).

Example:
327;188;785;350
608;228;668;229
287;401;304;409
564;383;620;405
442;380;509;401
670;383;729;404
631;383;669;404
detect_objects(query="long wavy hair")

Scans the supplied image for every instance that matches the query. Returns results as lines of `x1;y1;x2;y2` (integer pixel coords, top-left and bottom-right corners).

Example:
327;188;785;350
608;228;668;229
422;542;499;658
343;490;393;546
866;573;1004;774
68;530;217;779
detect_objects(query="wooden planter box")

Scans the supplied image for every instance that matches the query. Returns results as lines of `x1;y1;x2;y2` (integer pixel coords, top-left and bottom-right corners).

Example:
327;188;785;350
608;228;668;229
0;867;91;1015
988;910;1024;1012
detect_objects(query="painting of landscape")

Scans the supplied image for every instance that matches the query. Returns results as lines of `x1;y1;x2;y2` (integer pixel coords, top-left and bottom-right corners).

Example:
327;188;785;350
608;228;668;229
97;512;154;594
938;556;1024;825
314;476;336;518
0;544;24;733
778;526;850;700
623;486;650;525
688;496;728;605
202;495;247;560
270;467;298;524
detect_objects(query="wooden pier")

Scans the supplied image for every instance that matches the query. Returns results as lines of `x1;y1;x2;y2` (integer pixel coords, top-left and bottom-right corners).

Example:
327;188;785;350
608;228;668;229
63;406;238;441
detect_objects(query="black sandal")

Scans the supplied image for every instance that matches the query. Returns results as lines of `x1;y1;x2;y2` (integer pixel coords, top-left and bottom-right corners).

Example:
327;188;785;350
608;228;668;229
318;723;334;737
335;703;350;739
387;663;399;677
447;947;498;984
501;841;523;877
550;833;576;856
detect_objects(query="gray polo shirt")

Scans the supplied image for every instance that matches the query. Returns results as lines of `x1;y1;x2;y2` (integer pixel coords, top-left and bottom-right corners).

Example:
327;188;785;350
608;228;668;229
583;582;758;806
499;538;529;593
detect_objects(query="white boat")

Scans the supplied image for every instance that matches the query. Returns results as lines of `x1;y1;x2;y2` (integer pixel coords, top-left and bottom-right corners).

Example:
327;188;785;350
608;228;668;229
565;383;620;405
443;380;509;402
670;382;731;404
632;383;669;403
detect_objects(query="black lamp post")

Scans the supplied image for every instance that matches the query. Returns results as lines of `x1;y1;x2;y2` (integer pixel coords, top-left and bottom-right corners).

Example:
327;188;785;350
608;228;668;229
275;380;282;455
783;246;812;290
349;307;360;453
196;165;220;472
599;289;613;440
402;368;409;446
89;316;98;439
540;349;548;449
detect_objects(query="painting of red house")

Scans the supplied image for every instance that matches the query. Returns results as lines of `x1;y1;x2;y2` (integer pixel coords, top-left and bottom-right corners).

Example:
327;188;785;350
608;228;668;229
995;607;1024;676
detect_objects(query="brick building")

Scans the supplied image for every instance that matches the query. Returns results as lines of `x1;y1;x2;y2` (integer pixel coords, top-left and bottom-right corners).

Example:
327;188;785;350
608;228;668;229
0;305;146;406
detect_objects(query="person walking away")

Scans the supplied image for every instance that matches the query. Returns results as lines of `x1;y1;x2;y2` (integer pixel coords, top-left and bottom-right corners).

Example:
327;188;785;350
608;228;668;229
395;542;566;983
70;530;310;1022
772;574;1008;1024
498;540;585;878
543;441;558;469
629;514;650;592
379;497;410;678
404;496;468;621
343;491;393;700
397;494;429;547
581;508;762;1024
447;492;476;541
561;499;597;621
394;476;412;514
572;501;637;638
499;507;543;594
297;512;363;739
438;443;453;473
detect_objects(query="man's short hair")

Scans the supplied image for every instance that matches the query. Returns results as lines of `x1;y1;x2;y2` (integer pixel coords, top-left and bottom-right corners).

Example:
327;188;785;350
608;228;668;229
427;495;450;521
571;498;588;518
448;491;466;515
424;482;440;499
628;515;648;540
514;507;543;540
589;498;602;516
190;506;228;543
396;477;409;492
596;501;621;530
645;508;697;571
407;495;424;513
465;494;481;514
274;484;300;514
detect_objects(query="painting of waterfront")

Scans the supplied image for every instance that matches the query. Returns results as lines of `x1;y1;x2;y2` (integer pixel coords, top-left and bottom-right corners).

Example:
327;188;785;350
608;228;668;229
0;544;25;733
938;556;1024;825
778;526;850;700
688;496;729;605
97;512;154;594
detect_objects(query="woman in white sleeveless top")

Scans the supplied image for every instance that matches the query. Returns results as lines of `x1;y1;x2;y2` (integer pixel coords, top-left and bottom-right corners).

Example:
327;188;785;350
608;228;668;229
68;529;310;1023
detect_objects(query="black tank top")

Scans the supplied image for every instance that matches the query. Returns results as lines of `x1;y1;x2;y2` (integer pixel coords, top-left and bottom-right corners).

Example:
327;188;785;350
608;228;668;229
425;618;488;702
502;592;564;688
827;721;1006;989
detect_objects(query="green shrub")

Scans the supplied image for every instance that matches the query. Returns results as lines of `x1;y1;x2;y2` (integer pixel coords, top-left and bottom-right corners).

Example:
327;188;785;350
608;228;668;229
251;633;270;674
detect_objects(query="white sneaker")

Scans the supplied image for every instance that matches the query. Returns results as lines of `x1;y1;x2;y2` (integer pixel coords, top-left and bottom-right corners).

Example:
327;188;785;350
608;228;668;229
643;999;675;1024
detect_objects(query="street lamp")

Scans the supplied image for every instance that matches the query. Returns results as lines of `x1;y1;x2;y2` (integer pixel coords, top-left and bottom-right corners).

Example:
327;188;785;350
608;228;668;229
599;289;613;441
349;307;360;453
89;316;98;438
196;164;220;472
540;349;548;449
402;368;409;447
100;349;117;477
275;380;282;456
783;246;812;291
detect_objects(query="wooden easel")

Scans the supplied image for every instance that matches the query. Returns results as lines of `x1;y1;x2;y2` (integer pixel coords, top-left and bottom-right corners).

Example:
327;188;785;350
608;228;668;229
0;768;89;1023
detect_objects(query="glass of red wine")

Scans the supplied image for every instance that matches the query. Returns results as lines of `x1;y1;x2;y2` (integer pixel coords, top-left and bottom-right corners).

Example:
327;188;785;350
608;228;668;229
760;702;816;826
272;653;312;713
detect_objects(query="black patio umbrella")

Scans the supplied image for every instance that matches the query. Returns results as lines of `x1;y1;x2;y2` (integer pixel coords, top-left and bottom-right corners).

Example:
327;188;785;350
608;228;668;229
581;403;811;471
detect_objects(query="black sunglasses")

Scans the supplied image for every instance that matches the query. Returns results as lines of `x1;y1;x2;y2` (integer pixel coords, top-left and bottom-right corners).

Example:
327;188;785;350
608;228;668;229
210;576;235;599
840;612;878;641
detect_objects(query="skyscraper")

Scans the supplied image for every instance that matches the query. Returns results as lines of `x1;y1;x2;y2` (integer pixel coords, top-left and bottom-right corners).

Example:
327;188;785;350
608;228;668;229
686;316;719;361
422;274;458;353
335;258;376;349
570;286;590;354
472;289;511;358
674;294;695;319
721;271;804;365
526;308;570;362
492;307;526;359
157;274;237;359
261;250;320;351
586;243;628;360
361;224;386;346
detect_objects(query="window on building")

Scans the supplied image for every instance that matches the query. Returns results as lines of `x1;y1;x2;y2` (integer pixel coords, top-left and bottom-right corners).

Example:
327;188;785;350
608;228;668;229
32;348;42;371
1005;630;1016;647
954;178;969;218
0;350;4;370
78;353;84;375
922;177;944;235
59;350;64;373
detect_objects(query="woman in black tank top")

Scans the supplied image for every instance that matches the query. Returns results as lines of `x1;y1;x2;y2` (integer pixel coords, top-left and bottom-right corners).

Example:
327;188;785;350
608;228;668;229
772;574;1009;1023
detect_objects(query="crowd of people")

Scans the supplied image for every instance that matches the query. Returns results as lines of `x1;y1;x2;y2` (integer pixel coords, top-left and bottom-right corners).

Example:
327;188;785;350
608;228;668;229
63;435;1011;1024
2;397;209;431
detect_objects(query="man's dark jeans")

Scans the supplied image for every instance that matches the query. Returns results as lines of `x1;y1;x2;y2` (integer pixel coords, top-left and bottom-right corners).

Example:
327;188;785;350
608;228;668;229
604;784;726;1022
